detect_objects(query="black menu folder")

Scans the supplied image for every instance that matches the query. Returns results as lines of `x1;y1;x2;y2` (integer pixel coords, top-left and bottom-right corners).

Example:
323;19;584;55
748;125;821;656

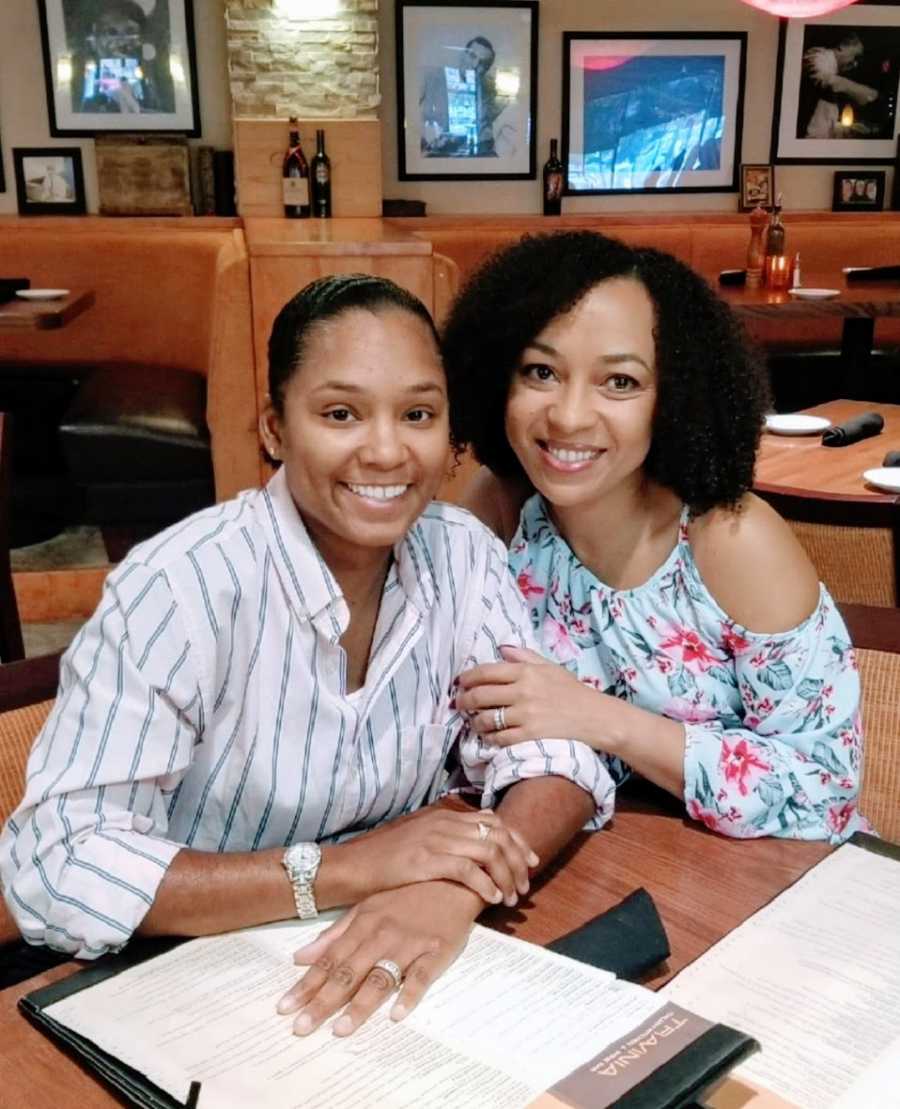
19;923;757;1109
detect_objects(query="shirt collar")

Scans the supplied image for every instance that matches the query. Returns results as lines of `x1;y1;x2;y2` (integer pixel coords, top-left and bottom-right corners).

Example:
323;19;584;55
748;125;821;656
257;469;438;633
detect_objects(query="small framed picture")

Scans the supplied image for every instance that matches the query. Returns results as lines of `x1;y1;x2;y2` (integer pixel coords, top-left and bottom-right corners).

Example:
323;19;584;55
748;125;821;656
13;148;87;215
739;163;774;211
396;0;538;180
832;169;886;209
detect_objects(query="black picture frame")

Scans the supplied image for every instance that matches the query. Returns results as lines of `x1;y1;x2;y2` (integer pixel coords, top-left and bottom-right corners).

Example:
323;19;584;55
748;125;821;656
396;0;539;181
37;0;201;137
13;147;87;215
832;169;886;209
561;31;747;196
771;0;900;165
739;163;774;211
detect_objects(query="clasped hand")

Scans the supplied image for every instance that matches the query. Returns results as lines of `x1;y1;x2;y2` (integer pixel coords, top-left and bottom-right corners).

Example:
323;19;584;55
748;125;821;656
455;644;607;748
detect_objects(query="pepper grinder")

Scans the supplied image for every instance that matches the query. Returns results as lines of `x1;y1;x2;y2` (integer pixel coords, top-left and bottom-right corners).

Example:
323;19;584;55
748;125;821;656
746;204;769;289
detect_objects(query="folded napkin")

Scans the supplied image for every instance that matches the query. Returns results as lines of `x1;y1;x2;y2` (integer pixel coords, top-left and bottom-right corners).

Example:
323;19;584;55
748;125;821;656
821;412;884;447
547;887;670;981
884;451;900;467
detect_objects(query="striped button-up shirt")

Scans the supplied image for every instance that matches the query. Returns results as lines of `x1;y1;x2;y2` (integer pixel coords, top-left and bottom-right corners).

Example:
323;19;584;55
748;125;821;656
1;469;613;957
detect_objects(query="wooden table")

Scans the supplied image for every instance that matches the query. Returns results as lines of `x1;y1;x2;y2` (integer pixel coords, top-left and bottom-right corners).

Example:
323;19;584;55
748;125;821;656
755;398;900;503
0;789;830;1108
719;275;900;398
0;290;95;330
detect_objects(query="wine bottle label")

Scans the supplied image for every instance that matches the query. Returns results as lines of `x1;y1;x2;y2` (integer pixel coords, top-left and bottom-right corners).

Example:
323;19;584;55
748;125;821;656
315;164;329;185
283;177;309;206
546;172;562;200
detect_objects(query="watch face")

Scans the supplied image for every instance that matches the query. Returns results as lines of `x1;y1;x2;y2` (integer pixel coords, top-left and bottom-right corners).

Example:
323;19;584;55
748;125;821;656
287;842;320;876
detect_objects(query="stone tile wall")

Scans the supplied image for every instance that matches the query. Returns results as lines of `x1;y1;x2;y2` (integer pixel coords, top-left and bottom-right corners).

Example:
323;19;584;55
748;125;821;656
225;0;379;118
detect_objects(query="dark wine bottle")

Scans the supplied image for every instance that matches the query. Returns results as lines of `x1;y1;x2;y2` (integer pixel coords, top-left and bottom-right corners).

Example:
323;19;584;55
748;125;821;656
311;129;332;219
282;118;310;219
542;139;564;216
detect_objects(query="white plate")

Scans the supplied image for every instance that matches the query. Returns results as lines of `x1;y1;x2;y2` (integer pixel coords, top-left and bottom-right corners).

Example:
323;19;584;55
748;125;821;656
15;288;69;301
788;287;840;300
765;413;832;436
863;468;900;493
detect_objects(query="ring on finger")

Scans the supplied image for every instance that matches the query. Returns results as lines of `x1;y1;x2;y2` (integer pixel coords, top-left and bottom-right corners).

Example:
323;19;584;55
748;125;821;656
477;820;491;842
372;958;403;990
492;706;506;732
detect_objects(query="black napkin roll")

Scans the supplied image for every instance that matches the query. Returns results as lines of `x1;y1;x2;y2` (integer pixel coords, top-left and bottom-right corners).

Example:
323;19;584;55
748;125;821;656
821;411;884;447
547;886;670;981
883;450;900;467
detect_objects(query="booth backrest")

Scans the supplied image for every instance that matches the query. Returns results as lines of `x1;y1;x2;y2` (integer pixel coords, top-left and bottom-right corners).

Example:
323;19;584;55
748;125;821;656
0;218;259;501
395;213;900;352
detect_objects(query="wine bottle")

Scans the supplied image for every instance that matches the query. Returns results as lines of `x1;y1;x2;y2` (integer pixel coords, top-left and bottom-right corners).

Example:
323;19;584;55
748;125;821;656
311;129;332;219
542;139;564;216
282;118;310;219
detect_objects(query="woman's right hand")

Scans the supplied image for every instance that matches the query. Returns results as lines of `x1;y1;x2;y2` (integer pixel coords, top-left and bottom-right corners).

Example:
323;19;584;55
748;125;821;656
328;807;538;907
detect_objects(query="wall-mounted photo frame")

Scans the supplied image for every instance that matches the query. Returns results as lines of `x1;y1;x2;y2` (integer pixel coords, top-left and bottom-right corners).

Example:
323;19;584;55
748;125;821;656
396;0;538;180
740;163;774;210
771;0;900;165
13;147;87;215
832;168;886;209
562;32;747;196
37;0;201;137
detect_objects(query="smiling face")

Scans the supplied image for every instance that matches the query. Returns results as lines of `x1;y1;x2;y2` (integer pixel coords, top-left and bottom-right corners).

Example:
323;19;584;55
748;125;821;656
504;277;658;513
260;306;450;568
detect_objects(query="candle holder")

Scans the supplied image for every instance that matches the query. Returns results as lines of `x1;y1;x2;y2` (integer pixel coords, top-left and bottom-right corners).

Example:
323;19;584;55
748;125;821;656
765;254;791;291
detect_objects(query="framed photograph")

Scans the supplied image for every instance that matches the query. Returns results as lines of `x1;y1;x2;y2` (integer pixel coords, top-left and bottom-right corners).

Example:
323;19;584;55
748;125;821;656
396;0;538;180
13;147;87;215
771;0;900;164
37;0;201;137
562;32;747;196
832;169;886;209
739;163;774;211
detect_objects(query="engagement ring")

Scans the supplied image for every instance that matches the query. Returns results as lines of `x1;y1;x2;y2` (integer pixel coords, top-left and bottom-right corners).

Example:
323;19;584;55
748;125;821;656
477;821;491;841
493;706;506;732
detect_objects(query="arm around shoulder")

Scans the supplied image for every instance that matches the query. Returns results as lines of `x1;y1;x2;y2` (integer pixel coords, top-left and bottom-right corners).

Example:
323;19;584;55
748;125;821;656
690;493;821;634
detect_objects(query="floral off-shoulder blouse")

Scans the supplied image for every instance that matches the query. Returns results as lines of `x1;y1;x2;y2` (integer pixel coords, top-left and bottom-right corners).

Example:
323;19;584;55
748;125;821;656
508;495;866;844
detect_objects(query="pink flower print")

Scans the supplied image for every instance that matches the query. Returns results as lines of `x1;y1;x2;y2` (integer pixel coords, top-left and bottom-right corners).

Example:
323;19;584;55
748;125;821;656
750;652;767;669
657;626;720;673
720;738;771;796
656;656;674;675
794;790;811;807
570;617;589;637
826;800;857;836
511;539;526;555
623;667;638;685
646;614;657;629
839;777;854;790
721;626;750;656
581;676;603;690
820;772;831;786
666;698;718;723
541;614;579;663
516;567;546;602
687;799;723;832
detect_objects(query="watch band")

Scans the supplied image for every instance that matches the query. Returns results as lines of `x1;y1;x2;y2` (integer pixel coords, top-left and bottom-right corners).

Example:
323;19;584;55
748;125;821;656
282;842;321;920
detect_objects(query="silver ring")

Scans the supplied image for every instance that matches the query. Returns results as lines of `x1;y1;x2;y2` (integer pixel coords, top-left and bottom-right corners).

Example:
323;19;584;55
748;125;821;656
493;706;506;732
372;958;403;989
477;821;491;841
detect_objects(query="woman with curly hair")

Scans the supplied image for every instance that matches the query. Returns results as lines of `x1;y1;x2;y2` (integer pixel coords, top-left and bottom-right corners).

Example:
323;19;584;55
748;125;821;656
445;230;864;843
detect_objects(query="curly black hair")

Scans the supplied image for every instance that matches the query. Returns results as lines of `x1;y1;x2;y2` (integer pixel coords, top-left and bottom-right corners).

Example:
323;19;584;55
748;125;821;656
441;230;770;515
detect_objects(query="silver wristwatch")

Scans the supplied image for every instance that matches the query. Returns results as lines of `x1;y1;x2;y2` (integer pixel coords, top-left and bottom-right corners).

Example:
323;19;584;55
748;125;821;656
282;842;322;920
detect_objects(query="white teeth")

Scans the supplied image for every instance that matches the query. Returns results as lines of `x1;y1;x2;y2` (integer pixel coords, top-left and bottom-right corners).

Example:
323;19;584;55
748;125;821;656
547;446;600;463
346;483;408;501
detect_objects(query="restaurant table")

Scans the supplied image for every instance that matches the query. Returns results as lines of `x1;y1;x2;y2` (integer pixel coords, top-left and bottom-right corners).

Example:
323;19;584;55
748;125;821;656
0;787;830;1108
0;289;95;330
755;398;900;503
718;275;900;399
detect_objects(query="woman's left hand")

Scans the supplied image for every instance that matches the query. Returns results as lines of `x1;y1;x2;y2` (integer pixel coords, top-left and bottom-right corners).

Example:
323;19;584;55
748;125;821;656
455;645;614;750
